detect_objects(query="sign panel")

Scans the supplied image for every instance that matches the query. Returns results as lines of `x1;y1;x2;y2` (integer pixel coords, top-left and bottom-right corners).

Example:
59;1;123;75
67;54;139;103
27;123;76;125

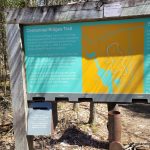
27;102;52;135
23;18;150;96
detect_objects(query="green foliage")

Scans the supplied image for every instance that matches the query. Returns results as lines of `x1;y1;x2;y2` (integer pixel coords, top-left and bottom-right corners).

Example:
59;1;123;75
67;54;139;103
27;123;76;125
0;0;7;8
7;0;26;7
0;0;26;8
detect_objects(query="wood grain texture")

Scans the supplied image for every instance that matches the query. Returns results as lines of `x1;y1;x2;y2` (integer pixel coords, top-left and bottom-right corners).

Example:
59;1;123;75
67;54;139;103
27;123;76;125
5;2;103;24
5;0;150;24
104;1;150;17
6;24;33;150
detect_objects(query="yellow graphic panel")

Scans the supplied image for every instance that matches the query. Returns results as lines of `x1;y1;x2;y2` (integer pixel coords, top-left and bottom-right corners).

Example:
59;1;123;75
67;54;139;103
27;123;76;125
82;22;144;94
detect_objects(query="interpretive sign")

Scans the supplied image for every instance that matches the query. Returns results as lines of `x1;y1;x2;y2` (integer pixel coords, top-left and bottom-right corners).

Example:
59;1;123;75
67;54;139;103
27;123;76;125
6;3;150;150
23;17;150;102
27;102;52;135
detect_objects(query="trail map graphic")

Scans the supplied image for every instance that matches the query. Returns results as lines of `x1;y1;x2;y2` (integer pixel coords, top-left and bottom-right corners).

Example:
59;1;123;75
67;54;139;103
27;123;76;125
82;22;144;94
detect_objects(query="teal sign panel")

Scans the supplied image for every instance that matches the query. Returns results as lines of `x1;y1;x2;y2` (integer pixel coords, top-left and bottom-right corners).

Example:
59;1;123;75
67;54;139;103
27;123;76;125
23;18;150;94
24;24;82;93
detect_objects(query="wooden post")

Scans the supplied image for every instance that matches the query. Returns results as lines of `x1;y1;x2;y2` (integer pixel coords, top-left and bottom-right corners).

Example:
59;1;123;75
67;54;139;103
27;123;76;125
88;102;96;124
73;103;78;111
107;103;123;150
51;102;58;132
27;136;34;149
6;24;34;150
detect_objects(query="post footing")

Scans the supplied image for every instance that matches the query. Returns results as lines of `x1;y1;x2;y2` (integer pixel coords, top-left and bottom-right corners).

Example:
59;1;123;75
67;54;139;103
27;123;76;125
109;141;123;150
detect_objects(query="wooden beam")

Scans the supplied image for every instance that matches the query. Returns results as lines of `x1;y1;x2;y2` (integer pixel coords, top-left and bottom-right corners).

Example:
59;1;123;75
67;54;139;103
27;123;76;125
6;24;33;150
5;1;150;24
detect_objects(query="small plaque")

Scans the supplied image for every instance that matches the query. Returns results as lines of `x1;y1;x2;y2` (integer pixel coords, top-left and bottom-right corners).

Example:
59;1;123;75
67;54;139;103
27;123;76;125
27;102;52;136
104;2;122;17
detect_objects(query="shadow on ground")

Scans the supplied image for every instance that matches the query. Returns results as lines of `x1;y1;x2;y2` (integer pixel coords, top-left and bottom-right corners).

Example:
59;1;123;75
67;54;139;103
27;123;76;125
0;141;14;150
50;125;109;149
120;104;150;118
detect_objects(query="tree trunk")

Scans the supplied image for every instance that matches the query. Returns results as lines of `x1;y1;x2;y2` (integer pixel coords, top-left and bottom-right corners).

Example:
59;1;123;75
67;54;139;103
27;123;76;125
73;103;79;111
88;102;96;124
0;8;8;96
